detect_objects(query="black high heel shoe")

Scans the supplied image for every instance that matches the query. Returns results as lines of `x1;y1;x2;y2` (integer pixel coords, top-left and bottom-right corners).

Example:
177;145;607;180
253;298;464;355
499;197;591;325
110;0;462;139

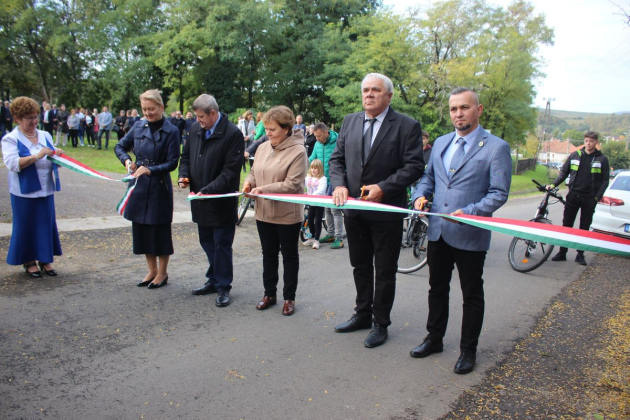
147;276;168;289
38;262;58;276
137;278;154;287
23;262;42;278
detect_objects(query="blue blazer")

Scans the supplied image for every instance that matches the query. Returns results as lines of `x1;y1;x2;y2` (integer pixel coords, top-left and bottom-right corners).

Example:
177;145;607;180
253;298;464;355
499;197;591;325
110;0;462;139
413;126;512;251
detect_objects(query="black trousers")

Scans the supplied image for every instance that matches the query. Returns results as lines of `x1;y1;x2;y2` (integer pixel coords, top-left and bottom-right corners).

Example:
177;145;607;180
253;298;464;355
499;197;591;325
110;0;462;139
69;129;78;147
307;206;325;240
426;236;486;352
344;216;403;327
198;224;235;291
560;191;597;253
256;220;301;301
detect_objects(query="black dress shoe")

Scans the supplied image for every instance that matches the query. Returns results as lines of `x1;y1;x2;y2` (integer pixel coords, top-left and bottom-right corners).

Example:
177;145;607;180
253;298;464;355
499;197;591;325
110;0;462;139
575;252;587;266
334;314;372;333
454;350;476;374
216;289;230;307
147;276;168;289
38;262;58;276
410;336;444;358
23;262;42;278
192;282;218;295
364;323;388;348
137;278;154;287
551;251;567;261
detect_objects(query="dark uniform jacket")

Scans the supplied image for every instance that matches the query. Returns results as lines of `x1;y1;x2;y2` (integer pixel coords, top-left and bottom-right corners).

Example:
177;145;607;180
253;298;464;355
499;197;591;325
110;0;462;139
178;113;244;227
114;119;181;225
552;149;610;200
329;107;424;221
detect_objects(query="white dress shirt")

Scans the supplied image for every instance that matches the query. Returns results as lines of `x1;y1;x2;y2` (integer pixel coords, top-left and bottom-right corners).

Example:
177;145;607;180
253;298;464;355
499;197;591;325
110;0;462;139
1;128;55;198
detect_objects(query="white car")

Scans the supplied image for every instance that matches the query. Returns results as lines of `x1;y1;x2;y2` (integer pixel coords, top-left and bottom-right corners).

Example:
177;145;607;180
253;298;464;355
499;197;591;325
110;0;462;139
591;171;630;239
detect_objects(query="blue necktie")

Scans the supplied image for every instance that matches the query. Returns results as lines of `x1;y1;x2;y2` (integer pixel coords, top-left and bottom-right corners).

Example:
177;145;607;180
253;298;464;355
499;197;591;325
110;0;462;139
448;138;465;178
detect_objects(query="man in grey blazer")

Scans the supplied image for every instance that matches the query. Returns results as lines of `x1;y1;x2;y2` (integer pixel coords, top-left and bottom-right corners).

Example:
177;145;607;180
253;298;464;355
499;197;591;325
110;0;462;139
329;73;424;348
410;88;512;374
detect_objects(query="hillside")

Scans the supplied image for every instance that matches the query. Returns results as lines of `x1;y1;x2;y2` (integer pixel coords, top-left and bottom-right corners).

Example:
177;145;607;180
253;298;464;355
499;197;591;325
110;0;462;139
537;108;630;137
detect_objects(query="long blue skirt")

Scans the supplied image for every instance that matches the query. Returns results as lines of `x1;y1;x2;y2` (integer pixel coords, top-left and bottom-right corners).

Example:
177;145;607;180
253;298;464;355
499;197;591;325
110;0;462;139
7;194;62;265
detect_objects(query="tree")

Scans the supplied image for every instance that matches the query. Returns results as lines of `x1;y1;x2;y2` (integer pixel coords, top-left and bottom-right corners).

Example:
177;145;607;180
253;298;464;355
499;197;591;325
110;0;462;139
564;129;585;141
602;141;630;169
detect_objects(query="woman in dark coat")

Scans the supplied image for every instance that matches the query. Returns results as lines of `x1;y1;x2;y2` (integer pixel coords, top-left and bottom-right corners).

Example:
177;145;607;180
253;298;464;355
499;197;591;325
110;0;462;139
114;90;180;289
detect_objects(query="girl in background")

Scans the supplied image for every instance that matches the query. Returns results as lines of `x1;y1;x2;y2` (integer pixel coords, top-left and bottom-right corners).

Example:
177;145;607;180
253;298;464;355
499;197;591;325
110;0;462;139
303;159;327;249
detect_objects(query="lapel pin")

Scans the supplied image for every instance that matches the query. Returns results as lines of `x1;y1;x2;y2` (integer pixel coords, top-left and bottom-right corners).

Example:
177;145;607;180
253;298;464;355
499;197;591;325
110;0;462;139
479;141;484;147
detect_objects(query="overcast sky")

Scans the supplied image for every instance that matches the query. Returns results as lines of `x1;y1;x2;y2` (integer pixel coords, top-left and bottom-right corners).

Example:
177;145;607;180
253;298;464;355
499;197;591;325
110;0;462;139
383;0;630;114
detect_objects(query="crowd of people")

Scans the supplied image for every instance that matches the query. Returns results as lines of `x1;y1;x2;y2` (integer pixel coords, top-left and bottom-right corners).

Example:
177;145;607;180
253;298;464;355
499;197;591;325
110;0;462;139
2;71;608;377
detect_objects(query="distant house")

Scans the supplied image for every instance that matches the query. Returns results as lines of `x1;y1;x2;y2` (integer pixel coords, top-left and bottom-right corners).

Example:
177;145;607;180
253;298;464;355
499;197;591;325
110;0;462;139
538;139;578;163
538;138;603;163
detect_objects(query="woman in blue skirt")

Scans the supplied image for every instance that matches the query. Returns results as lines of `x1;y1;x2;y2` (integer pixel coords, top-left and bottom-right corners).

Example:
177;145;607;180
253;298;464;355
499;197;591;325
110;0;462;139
1;97;64;278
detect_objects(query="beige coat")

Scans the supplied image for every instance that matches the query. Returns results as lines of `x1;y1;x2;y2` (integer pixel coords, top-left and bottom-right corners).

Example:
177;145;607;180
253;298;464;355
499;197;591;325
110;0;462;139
245;130;308;224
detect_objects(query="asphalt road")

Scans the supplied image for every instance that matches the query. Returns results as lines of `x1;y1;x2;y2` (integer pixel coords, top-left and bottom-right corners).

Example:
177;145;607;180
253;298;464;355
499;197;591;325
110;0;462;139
0;166;589;420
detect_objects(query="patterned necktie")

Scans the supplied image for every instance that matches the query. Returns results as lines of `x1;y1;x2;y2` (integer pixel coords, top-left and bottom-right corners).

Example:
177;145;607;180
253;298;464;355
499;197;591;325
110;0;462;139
363;118;376;162
448;137;465;178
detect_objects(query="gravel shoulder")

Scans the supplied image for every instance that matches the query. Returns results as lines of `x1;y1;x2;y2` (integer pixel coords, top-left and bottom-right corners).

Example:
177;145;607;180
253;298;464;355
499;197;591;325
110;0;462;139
436;254;630;419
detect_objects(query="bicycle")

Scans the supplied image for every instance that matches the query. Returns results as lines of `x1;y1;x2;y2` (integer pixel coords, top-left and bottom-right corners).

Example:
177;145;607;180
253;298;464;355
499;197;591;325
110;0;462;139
236;195;253;226
397;201;430;274
507;179;566;273
300;205;329;242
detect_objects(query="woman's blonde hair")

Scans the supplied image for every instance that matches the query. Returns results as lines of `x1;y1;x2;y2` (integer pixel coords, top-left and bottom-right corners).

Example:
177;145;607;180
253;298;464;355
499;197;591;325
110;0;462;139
262;106;295;135
139;89;164;107
242;110;253;119
309;159;324;177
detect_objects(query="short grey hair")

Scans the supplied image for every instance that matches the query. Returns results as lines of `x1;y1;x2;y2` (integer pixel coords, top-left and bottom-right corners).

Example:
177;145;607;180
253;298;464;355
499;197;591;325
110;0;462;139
362;73;394;94
192;94;220;114
313;122;328;132
450;87;479;106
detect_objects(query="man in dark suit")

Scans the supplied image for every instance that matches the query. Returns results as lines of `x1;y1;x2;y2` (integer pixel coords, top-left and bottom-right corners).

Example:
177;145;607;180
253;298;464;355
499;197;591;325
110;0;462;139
178;94;244;307
329;73;424;348
410;88;512;374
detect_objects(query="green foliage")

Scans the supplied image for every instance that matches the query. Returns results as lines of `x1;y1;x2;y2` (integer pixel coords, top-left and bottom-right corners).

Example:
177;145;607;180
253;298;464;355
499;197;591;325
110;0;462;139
510;164;554;193
601;141;630;169
540;109;630;138
2;0;552;143
563;128;586;141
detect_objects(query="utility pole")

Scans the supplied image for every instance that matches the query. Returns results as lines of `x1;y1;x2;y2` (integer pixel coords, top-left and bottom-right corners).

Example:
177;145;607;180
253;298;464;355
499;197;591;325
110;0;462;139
539;98;555;165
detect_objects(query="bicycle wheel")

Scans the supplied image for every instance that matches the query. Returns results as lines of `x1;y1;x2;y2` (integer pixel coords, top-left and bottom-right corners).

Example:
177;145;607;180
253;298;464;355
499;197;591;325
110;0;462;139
508;218;555;273
397;217;429;274
236;196;251;226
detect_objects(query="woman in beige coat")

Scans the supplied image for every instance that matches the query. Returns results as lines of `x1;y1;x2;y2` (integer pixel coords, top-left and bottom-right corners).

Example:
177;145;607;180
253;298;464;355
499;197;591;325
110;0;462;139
243;106;308;316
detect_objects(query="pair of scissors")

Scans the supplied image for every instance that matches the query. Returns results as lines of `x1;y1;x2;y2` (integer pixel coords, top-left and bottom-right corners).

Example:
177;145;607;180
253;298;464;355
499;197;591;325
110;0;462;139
358;185;368;200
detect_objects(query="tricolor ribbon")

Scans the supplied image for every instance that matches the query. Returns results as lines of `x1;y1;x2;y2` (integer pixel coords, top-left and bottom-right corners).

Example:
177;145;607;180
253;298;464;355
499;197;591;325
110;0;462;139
189;192;630;257
47;152;134;182
116;181;136;216
187;192;243;200
41;152;630;257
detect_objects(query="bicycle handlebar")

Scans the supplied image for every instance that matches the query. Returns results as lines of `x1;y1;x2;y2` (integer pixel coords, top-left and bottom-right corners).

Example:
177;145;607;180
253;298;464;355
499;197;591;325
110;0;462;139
532;179;565;204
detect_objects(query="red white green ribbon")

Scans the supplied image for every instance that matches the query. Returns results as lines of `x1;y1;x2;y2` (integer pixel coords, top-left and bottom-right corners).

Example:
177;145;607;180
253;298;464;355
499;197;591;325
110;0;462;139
47;152;134;182
116;182;136;216
189;192;630;257
187;192;243;200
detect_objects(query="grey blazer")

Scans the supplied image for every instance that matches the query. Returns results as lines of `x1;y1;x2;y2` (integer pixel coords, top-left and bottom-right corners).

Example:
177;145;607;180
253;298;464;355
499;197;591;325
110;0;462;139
413;126;512;251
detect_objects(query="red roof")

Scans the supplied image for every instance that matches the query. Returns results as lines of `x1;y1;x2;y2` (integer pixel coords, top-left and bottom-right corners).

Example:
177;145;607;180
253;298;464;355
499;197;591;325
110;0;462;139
541;139;577;154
